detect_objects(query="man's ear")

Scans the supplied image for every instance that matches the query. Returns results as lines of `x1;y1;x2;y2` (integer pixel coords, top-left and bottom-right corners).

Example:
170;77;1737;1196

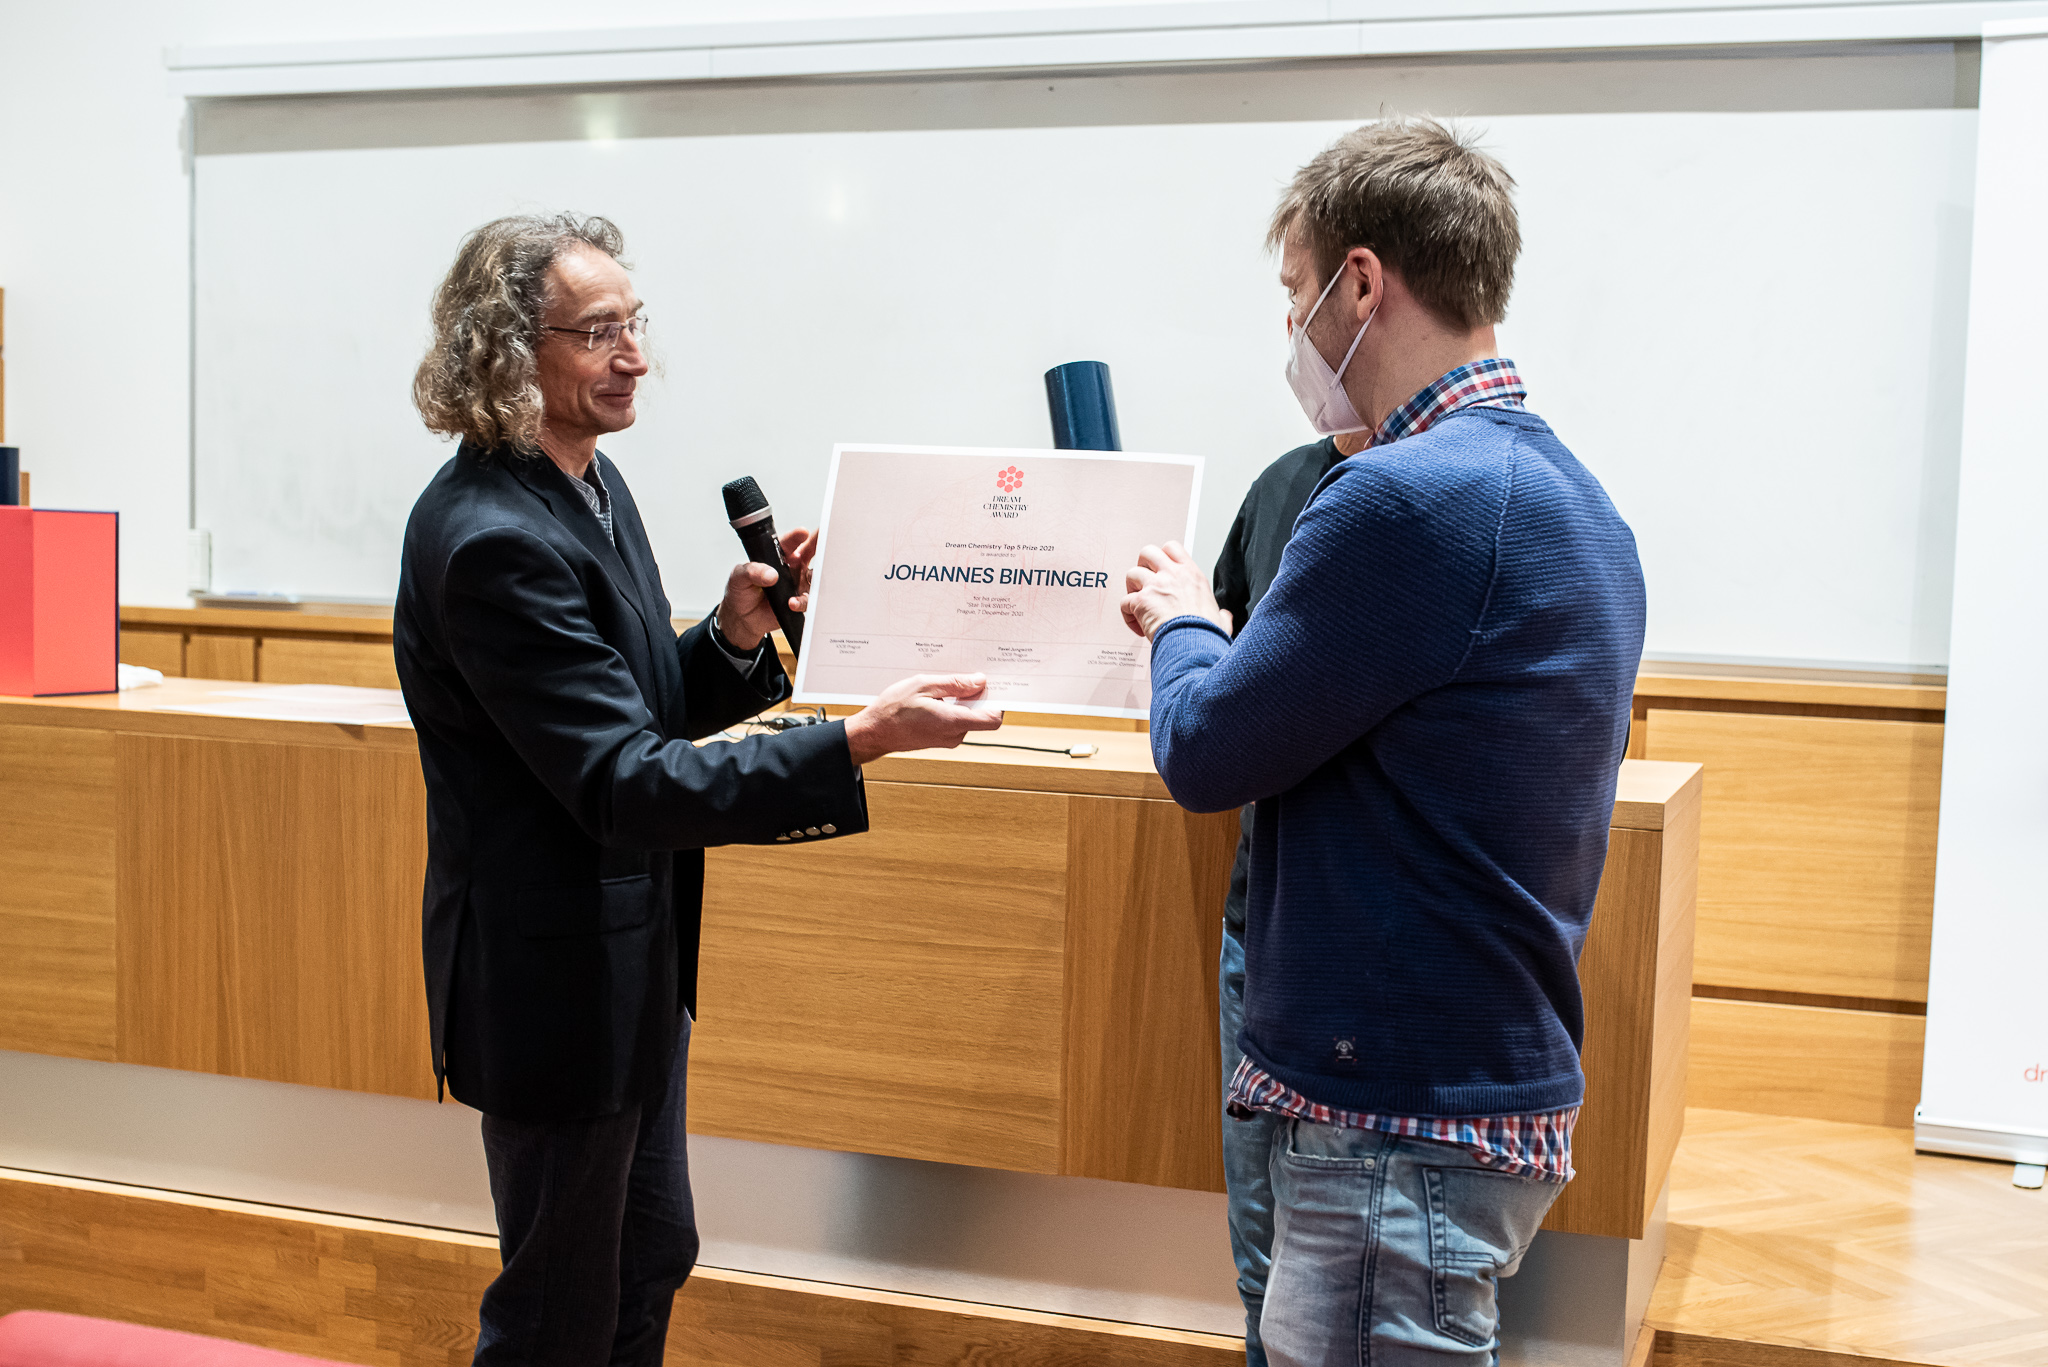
1345;247;1382;322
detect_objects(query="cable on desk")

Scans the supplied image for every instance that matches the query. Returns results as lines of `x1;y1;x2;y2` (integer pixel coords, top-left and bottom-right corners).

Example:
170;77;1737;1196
961;739;1099;759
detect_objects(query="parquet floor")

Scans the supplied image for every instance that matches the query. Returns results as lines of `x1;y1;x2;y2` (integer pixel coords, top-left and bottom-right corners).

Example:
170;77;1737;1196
1650;1108;2048;1367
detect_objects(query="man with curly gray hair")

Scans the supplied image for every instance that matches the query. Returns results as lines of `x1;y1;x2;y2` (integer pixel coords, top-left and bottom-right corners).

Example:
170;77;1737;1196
395;213;1000;1366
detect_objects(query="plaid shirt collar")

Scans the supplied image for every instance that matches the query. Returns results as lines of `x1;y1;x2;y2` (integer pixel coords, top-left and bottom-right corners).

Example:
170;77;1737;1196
1369;356;1526;449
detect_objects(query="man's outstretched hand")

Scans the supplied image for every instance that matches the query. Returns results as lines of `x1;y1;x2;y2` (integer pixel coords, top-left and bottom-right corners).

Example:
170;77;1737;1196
843;673;1004;765
1122;541;1231;641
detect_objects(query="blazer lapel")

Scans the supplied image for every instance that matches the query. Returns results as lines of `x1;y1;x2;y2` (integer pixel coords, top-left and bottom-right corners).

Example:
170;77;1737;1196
596;454;682;719
504;455;651;648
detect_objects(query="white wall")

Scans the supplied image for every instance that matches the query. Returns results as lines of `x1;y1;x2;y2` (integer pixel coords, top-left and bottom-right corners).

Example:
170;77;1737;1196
0;0;1176;607
0;0;1978;659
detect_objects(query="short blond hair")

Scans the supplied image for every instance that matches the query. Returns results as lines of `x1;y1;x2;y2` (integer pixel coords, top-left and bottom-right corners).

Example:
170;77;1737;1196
1268;116;1519;330
413;213;626;454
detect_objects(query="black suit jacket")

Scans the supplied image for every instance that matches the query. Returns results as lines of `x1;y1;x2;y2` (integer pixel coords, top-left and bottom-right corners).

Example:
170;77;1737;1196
394;443;867;1121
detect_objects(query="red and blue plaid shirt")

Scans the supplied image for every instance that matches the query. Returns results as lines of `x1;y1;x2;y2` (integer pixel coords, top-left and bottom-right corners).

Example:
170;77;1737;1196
1370;354;1527;448
1224;355;1577;1184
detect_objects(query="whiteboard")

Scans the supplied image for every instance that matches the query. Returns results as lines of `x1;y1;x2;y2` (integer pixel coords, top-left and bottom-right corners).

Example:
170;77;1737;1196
192;48;1975;669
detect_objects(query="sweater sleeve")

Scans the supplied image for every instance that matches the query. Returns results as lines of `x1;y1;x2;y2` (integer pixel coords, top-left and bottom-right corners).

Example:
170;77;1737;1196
1148;459;1498;813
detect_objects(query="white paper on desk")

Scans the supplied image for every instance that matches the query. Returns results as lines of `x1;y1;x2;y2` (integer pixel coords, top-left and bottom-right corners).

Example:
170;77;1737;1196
795;444;1202;720
156;684;411;727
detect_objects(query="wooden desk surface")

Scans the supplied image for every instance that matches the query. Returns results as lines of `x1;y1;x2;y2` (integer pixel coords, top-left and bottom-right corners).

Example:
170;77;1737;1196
3;678;1697;816
1634;668;1946;712
122;603;394;635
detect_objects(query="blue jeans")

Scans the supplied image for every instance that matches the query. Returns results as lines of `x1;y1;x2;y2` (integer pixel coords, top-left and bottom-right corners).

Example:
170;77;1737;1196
475;1014;699;1366
1221;919;1284;1366
1260;1120;1560;1367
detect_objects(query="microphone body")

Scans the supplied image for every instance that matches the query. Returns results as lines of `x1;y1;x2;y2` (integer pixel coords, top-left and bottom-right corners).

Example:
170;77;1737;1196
720;477;805;660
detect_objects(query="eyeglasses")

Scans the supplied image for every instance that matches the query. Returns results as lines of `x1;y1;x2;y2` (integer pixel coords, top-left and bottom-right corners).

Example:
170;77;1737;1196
543;316;650;351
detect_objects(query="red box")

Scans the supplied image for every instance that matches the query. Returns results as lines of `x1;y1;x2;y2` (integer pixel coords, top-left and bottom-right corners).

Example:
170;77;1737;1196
0;508;119;696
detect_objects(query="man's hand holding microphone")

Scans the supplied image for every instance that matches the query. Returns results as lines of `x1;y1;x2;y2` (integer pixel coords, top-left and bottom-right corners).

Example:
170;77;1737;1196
718;477;1003;766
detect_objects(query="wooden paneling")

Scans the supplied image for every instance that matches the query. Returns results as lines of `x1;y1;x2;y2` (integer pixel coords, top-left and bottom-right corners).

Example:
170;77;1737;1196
0;1167;499;1367
0;725;116;1060
118;627;186;676
1653;1335;1929;1367
125;605;396;635
694;781;1070;1174
259;637;401;689
1647;770;1700;1216
1062;798;1236;1190
114;734;433;1098
1547;828;1663;1239
1546;764;1697;1240
675;1267;1244;1366
0;1169;1242;1367
1643;710;1940;1002
1634;669;1944;714
1650;1107;2048;1367
187;634;258;682
1686;998;1923;1129
0;683;1693;1234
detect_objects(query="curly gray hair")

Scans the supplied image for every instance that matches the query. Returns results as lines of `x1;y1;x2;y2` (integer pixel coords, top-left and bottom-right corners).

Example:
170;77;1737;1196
413;213;627;454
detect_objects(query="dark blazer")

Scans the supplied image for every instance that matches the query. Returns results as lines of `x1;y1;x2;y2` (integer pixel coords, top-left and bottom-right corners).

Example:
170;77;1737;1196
394;443;867;1122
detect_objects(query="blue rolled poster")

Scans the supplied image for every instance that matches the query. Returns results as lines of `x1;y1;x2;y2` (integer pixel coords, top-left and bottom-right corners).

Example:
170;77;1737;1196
1043;361;1122;452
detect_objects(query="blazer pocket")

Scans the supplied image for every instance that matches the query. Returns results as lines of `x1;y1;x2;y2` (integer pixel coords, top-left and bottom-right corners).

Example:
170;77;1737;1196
510;876;655;939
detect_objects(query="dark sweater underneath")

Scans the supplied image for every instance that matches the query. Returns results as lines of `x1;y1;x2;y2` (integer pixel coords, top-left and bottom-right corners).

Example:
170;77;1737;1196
1150;407;1645;1118
1212;437;1346;933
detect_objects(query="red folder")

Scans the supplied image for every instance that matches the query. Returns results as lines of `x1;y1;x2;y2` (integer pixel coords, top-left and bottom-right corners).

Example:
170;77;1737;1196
0;508;119;696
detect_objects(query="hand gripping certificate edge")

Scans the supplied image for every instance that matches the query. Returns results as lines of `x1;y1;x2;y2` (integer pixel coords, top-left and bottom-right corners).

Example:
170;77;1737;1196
793;442;1204;720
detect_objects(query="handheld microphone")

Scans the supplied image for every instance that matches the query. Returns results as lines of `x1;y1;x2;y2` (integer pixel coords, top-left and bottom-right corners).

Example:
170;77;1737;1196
720;476;804;660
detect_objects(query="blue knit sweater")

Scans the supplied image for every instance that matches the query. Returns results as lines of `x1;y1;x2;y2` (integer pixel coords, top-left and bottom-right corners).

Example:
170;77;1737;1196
1151;407;1645;1117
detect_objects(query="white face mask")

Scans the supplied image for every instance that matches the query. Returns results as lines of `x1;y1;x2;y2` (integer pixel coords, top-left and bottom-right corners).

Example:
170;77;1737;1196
1285;266;1376;436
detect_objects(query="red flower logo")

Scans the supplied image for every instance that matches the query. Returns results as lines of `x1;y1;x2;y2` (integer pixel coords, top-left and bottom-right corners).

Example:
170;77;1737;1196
996;466;1024;492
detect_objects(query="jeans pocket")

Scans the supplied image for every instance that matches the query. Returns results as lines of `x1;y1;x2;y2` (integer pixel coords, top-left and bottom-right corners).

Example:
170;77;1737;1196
1422;1166;1556;1348
1280;1118;1378;1169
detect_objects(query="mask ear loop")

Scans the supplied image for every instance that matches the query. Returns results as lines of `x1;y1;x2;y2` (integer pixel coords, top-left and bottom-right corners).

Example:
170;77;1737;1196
1297;262;1348;332
1301;260;1377;383
1296;258;1379;438
1333;301;1378;382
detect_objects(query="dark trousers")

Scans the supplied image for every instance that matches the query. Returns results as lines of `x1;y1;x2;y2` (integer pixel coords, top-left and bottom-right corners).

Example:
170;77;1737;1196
473;1016;699;1367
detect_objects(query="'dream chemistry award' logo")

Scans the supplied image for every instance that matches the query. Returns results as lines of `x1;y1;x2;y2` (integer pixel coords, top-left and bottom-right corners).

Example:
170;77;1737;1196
986;465;1027;519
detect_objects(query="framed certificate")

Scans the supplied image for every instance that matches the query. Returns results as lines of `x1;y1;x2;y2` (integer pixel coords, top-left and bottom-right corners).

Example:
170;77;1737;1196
794;443;1203;719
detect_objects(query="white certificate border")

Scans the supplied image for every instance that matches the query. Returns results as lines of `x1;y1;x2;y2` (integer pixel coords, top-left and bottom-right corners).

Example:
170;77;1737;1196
793;443;1204;718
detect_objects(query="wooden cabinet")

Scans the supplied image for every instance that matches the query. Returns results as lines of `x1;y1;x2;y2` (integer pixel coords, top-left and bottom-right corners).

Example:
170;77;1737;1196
256;637;400;688
0;680;1695;1240
118;605;1935;1134
1634;668;1944;1128
1645;709;1940;1003
118;605;396;688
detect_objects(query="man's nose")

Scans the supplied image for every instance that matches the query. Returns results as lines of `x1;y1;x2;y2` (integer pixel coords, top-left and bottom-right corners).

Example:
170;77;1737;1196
614;334;651;375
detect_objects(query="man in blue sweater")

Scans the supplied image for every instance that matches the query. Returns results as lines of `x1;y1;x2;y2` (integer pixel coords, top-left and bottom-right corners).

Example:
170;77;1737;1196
1124;117;1645;1365
1208;427;1363;1367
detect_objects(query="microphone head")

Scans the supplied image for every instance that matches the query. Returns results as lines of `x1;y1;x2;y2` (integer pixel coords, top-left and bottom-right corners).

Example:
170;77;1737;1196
721;476;769;523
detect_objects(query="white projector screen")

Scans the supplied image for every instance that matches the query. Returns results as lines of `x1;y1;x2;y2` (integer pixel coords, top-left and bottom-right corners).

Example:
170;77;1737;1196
192;44;1975;670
